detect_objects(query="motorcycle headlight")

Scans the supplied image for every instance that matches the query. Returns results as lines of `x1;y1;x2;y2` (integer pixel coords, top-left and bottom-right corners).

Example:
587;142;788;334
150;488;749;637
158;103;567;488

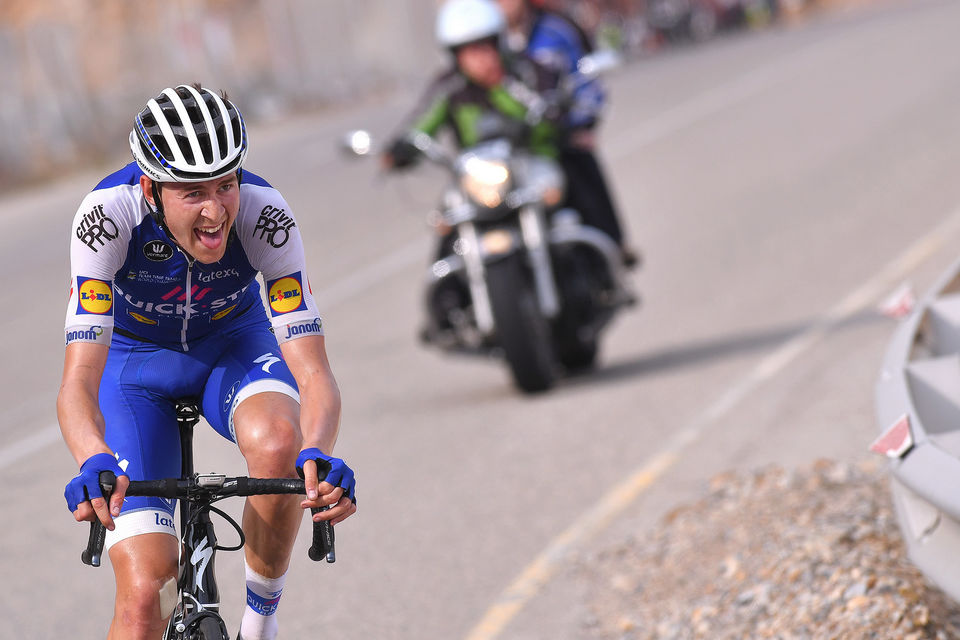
460;156;511;209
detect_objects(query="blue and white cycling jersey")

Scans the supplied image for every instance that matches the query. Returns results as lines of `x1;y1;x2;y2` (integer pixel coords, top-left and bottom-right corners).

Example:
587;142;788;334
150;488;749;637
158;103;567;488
65;162;323;351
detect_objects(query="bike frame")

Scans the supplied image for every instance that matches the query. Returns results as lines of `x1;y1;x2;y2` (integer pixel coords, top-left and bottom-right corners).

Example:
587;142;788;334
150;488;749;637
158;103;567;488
81;400;335;640
165;401;230;639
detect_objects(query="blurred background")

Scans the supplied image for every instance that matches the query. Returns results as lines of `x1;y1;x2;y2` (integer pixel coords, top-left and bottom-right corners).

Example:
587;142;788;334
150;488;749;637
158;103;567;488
2;0;826;190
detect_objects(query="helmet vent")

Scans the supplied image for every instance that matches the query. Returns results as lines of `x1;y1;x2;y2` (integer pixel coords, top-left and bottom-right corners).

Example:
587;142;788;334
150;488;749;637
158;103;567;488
230;107;242;148
197;131;214;164
149;136;174;164
186;105;204;126
174;134;196;165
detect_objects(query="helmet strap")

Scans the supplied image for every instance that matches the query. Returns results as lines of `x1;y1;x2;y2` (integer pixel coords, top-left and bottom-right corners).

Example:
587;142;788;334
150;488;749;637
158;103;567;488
149;180;165;220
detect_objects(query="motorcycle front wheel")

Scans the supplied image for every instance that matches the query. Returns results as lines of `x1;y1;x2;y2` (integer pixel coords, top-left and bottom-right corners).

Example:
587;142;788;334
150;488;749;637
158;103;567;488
486;254;557;393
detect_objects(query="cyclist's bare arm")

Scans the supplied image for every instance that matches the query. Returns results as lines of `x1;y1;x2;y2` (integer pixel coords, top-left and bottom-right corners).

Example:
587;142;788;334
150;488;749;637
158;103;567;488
57;342;128;527
278;334;355;524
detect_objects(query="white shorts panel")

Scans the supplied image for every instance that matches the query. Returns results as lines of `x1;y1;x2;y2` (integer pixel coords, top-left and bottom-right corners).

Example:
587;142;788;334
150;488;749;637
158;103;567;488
104;508;178;551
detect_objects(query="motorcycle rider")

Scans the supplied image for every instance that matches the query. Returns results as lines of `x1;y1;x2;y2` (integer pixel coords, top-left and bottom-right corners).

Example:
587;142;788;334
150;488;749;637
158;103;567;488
383;0;636;266
497;0;638;267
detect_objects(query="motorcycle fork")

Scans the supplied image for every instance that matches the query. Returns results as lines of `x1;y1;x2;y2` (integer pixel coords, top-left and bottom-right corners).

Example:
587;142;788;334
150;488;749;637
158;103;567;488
518;206;560;319
458;222;496;335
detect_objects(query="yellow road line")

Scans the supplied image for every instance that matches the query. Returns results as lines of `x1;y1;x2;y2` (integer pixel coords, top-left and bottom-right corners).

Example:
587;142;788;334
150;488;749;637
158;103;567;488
464;451;679;640
464;206;960;640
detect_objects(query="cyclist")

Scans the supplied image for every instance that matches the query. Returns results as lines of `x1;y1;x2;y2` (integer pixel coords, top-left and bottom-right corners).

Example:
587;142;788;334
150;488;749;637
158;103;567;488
59;84;357;640
497;0;638;267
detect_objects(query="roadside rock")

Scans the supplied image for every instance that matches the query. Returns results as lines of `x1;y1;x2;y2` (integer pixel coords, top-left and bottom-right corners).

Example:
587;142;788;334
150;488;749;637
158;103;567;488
579;459;960;639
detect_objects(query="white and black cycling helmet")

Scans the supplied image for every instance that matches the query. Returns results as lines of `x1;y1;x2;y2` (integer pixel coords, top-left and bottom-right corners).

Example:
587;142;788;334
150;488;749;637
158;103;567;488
130;85;247;183
436;0;506;50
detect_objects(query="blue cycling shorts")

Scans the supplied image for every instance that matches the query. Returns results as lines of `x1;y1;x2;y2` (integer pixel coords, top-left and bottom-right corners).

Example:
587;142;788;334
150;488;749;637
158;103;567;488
101;306;299;549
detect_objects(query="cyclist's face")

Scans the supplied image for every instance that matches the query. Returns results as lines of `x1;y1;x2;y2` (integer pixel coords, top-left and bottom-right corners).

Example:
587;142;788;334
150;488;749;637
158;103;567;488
455;40;504;88
143;174;240;264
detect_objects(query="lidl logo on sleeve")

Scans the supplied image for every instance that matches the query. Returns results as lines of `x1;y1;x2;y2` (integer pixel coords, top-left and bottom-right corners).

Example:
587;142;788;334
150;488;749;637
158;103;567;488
267;273;306;314
77;278;113;315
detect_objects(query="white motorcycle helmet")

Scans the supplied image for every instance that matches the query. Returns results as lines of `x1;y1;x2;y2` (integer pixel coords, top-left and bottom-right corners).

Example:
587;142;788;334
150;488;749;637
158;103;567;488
436;0;507;49
130;85;247;183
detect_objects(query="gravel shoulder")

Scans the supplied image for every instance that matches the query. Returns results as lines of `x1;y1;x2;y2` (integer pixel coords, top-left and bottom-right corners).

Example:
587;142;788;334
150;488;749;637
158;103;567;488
579;460;960;639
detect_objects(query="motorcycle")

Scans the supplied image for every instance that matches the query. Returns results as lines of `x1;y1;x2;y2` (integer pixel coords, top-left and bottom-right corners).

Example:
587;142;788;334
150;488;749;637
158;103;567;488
344;52;636;393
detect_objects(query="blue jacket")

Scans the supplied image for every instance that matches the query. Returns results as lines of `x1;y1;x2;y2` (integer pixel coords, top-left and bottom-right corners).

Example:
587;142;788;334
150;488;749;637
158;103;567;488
526;10;606;130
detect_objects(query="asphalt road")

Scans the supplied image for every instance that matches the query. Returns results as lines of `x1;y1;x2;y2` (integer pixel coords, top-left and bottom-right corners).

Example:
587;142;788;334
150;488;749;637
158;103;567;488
3;0;960;637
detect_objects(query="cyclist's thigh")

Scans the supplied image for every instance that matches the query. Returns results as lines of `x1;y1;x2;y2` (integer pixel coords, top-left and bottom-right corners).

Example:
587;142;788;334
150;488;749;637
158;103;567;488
100;336;201;548
201;320;299;443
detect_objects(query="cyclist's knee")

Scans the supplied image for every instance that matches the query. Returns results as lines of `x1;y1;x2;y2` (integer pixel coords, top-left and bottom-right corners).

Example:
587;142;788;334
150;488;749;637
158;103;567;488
235;397;302;473
110;536;178;634
117;576;176;623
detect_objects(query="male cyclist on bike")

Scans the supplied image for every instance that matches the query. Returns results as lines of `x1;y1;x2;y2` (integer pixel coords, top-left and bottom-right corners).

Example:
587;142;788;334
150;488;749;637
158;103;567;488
59;84;357;640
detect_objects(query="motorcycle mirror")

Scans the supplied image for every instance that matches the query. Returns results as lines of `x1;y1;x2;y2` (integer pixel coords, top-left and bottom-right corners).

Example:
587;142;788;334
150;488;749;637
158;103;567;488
341;130;374;157
577;49;621;79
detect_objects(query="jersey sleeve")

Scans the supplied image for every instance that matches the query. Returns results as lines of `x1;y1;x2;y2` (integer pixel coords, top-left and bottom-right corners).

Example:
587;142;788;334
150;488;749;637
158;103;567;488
64;189;136;347
235;185;324;344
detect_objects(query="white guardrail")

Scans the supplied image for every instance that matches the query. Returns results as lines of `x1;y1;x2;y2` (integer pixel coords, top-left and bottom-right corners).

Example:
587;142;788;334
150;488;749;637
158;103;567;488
874;258;960;602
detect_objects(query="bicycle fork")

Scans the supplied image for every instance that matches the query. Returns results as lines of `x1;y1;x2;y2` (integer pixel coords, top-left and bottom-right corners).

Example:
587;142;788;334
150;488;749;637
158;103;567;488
168;404;226;637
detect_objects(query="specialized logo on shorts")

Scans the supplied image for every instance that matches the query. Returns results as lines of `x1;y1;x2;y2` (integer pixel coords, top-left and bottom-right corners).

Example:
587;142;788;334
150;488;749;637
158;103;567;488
77;278;113;314
76;204;119;253
143;240;174;262
267;273;306;314
254;205;297;248
128;311;158;325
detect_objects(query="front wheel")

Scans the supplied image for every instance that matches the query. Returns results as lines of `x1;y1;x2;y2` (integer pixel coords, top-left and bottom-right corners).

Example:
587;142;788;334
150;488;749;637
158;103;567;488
486;254;557;393
195;616;228;640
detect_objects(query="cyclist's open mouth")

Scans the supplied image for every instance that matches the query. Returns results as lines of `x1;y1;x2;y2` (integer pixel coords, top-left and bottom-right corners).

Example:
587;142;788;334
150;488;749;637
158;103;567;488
195;222;225;250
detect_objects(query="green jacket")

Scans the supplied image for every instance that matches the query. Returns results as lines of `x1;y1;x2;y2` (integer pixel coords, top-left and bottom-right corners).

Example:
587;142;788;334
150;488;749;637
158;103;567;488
397;54;564;160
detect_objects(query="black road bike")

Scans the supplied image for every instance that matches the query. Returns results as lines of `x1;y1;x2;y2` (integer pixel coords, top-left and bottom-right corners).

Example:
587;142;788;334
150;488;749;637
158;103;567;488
80;401;336;640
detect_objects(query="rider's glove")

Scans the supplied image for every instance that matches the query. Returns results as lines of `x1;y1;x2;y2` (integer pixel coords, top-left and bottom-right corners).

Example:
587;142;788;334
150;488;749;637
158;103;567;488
64;453;127;513
385;137;420;170
296;448;357;504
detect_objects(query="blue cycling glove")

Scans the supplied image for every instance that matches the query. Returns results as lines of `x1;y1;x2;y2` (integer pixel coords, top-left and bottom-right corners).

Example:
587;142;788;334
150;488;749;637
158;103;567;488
64;453;127;513
296;448;356;503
